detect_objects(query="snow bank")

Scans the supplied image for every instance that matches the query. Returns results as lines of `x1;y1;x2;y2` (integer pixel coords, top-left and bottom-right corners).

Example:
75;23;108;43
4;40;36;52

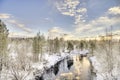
70;49;89;56
32;50;89;77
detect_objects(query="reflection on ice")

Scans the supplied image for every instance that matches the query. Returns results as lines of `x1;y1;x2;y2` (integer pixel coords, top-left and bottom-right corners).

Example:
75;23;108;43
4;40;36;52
56;55;91;80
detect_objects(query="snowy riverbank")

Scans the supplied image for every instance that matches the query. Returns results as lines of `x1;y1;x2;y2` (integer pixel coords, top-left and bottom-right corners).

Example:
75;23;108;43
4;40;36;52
32;49;89;79
0;49;89;80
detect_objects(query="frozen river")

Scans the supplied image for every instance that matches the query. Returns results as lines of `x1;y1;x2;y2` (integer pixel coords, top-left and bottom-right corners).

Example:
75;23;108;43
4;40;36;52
36;55;92;80
55;56;91;80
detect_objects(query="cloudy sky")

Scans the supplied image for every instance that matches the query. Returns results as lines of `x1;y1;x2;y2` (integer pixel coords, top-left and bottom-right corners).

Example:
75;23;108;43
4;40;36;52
0;0;120;39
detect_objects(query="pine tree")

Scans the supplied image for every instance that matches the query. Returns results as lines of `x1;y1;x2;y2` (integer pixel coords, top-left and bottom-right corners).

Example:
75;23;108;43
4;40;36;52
47;38;54;54
0;20;9;71
54;37;60;53
39;34;45;60
67;41;73;53
59;37;65;52
32;32;45;62
89;41;96;56
79;41;84;50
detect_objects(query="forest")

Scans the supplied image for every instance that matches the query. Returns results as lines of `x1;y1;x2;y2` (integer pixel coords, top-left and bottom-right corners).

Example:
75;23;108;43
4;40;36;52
1;19;120;80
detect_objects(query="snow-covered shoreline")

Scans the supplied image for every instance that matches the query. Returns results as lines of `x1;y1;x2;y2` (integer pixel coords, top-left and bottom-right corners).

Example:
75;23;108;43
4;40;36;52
32;49;89;79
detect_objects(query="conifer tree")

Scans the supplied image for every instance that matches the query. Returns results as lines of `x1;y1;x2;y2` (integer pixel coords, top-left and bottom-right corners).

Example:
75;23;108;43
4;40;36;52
32;32;45;62
79;41;84;50
0;20;9;71
54;37;60;53
67;41;73;53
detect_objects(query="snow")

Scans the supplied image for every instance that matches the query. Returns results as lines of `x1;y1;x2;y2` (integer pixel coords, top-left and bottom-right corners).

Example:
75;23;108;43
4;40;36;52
31;50;89;78
90;56;100;72
89;55;120;80
70;49;89;56
35;49;89;68
2;42;89;80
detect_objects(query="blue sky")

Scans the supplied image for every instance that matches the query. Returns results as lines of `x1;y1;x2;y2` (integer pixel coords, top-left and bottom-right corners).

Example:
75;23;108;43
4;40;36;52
0;0;120;39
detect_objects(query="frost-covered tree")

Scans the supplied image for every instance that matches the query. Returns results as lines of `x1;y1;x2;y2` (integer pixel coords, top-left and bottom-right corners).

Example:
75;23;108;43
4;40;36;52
119;40;120;54
90;36;120;80
0;20;9;72
32;32;45;62
89;40;96;56
79;41;84;50
53;37;60;53
9;42;32;80
67;41;73;53
47;38;54;54
59;37;65;52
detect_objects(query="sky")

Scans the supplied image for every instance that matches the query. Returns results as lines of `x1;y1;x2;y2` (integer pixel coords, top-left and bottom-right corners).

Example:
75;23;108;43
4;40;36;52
0;0;120;39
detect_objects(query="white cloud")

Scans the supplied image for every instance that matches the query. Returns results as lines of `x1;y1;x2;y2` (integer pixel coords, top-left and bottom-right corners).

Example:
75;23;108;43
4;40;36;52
48;19;120;39
75;16;119;34
9;32;35;38
108;6;120;15
63;33;80;40
0;13;11;19
75;6;120;36
8;20;16;23
48;27;65;39
75;7;87;24
48;27;63;33
61;12;74;16
113;30;120;34
0;13;32;33
8;19;32;33
75;22;92;32
48;27;80;40
89;27;104;32
55;0;120;37
55;0;87;24
76;8;87;13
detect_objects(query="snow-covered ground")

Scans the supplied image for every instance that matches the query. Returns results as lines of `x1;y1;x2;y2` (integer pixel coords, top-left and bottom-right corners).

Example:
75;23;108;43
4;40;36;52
89;42;120;80
32;49;89;78
4;40;120;80
1;42;89;80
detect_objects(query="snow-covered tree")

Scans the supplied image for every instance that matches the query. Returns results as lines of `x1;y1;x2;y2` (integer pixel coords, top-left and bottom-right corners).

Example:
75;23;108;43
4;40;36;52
67;41;73;53
79;41;84;50
89;40;96;56
0;20;9;74
9;41;32;80
32;32;45;62
47;37;54;54
59;37;65;52
53;37;60;53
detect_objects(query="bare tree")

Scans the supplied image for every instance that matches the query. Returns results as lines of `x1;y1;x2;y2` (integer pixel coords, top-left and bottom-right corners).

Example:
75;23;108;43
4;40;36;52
8;40;32;80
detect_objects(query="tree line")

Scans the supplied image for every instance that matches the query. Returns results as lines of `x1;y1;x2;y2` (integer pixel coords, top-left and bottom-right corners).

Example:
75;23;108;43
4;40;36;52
0;19;97;63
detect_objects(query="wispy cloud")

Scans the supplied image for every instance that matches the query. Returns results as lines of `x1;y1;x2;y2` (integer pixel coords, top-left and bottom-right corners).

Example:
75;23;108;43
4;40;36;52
63;33;80;40
55;0;120;37
9;32;35;38
0;13;32;33
48;27;63;33
75;6;120;36
48;27;80;40
55;0;87;24
8;19;32;33
48;27;65;38
113;30;120;34
108;6;120;15
0;13;11;19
